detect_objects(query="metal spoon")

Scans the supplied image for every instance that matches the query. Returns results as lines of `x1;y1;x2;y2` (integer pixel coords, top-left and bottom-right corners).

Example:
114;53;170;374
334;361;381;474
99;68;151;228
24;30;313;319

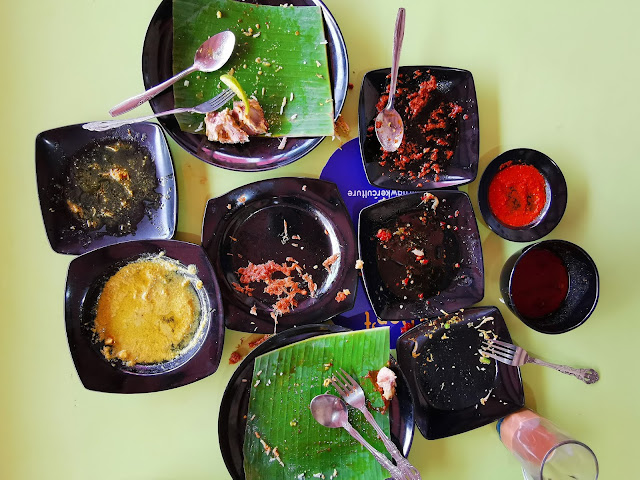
109;30;236;117
375;8;406;152
310;394;406;480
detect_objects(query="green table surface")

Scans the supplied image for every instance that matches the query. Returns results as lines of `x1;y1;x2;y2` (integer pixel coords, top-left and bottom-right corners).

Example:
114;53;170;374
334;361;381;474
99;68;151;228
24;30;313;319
1;0;637;478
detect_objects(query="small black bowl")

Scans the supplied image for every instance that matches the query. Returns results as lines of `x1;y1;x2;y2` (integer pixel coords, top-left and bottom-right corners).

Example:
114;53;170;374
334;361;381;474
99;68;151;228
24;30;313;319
359;66;479;191
478;148;567;242
500;239;599;334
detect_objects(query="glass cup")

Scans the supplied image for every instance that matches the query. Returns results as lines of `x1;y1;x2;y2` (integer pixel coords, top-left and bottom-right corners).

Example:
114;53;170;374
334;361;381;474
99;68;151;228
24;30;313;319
497;409;598;480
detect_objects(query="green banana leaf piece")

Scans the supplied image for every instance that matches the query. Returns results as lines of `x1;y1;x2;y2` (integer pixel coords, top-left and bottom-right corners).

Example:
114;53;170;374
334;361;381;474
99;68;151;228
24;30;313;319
173;0;335;137
243;328;392;480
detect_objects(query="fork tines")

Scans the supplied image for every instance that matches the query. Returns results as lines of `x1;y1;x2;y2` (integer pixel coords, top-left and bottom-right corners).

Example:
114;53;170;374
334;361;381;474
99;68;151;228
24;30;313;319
479;339;516;365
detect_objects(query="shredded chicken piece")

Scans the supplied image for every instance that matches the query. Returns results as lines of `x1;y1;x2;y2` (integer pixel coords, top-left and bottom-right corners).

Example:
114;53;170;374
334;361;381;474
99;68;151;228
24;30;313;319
205;99;268;143
377;367;397;400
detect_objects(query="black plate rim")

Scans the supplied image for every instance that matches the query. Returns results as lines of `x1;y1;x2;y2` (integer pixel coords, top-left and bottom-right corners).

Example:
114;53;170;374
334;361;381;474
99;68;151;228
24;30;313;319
358;190;485;321
477;148;568;242
35;122;177;255
64;239;225;393
358;65;480;191
141;0;349;172
396;306;525;440
201;177;359;333
218;323;415;480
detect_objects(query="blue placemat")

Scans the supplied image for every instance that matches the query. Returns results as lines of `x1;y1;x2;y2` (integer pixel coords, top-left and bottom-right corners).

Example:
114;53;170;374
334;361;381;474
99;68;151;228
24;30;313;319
320;138;420;348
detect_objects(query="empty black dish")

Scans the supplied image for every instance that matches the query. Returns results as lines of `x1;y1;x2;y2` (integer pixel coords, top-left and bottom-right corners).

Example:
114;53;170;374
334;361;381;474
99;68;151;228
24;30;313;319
142;0;348;171
65;239;224;393
36;123;176;255
359;66;479;190
396;306;524;440
358;190;484;321
202;178;358;333
500;239;599;334
218;323;415;480
478;148;567;242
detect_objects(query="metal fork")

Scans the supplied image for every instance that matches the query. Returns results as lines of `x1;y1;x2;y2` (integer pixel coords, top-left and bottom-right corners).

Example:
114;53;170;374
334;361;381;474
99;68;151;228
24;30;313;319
82;88;235;131
332;368;421;480
480;339;599;384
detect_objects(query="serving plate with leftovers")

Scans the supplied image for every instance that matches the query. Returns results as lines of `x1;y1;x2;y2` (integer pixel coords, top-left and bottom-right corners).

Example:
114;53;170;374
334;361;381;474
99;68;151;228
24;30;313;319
358;190;484;321
142;0;348;171
65;239;224;393
36;123;176;255
218;324;415;480
359;66;479;190
202;177;358;333
396;306;524;440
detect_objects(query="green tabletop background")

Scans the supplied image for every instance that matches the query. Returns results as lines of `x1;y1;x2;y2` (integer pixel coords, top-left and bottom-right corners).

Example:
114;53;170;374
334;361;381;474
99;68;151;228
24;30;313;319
1;0;636;478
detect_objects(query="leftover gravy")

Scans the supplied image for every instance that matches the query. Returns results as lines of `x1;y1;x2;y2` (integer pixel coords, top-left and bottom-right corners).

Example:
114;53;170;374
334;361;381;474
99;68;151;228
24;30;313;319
375;193;461;301
366;70;466;184
92;255;203;366
65;138;160;235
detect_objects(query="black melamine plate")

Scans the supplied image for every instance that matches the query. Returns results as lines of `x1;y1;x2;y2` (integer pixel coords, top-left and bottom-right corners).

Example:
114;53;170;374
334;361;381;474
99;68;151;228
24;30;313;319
396;306;524;440
65;240;224;393
35;123;177;255
477;148;567;242
358;190;484;321
202;178;358;333
142;0;348;171
359;66;479;190
218;323;415;480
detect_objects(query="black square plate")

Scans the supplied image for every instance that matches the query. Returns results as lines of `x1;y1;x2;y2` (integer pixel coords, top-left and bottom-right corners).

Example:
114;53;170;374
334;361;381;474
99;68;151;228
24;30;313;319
359;66;479;190
396;306;524;439
36;122;177;255
358;190;483;321
65;240;225;393
202;178;358;333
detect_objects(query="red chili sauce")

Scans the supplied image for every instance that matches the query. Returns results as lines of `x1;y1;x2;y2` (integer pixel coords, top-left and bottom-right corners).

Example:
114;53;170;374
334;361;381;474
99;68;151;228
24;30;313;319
488;163;547;228
510;249;569;319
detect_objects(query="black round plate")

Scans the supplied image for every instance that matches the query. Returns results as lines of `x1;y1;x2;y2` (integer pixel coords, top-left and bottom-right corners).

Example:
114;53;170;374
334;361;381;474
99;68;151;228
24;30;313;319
218;323;415;480
142;0;348;171
202;177;358;333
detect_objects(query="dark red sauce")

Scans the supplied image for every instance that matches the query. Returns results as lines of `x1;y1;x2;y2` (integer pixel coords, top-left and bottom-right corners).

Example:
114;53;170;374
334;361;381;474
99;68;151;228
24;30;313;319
488;163;547;228
511;249;569;319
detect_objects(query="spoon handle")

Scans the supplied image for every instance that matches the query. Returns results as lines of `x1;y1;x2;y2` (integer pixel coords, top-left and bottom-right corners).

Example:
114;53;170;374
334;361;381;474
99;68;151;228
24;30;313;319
81;107;190;132
360;407;421;479
342;421;406;480
386;7;406;110
109;64;198;117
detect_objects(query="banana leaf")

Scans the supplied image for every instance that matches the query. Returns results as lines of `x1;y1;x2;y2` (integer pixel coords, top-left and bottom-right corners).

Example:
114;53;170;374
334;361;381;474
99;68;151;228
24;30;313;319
243;328;391;480
173;0;335;137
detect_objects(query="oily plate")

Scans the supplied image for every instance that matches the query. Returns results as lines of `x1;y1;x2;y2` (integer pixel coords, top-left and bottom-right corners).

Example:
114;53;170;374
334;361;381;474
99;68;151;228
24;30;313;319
359;66;479;190
142;0;348;171
202;178;358;333
218;323;415;480
359;190;484;321
65;239;224;393
396;306;524;440
35;122;176;255
477;148;567;242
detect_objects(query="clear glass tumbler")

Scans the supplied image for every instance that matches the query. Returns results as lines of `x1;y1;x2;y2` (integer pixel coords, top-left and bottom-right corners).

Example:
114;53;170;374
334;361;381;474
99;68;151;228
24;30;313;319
497;409;598;480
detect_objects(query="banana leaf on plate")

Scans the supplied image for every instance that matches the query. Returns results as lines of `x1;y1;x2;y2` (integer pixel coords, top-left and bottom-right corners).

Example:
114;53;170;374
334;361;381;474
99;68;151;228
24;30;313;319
173;0;335;137
243;328;392;480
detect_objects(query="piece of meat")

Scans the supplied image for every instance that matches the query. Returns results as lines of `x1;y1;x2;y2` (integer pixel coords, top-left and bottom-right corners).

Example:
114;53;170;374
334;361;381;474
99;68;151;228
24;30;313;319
233;99;269;135
376;366;397;400
204;108;250;144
